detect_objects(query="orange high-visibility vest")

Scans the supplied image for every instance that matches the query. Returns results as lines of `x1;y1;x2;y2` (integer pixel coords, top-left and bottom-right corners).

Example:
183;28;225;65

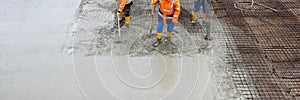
117;0;132;11
159;0;180;17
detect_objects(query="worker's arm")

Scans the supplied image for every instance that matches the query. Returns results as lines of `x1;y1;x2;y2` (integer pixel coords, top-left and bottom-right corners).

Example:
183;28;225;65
173;0;181;23
118;0;126;12
117;0;126;16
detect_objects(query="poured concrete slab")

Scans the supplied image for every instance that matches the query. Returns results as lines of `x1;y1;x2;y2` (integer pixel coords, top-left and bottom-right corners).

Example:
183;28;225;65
0;0;224;99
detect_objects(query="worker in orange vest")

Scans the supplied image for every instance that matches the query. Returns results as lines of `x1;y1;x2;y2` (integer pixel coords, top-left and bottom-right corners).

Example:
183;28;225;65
116;0;133;26
151;0;180;47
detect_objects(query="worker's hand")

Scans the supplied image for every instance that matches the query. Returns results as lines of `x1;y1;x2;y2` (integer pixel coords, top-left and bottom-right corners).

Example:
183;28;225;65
172;16;179;23
116;10;121;17
151;0;156;5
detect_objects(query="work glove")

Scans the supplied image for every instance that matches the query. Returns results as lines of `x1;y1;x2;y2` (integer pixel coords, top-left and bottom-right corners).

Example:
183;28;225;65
151;0;157;5
116;10;121;17
172;16;179;23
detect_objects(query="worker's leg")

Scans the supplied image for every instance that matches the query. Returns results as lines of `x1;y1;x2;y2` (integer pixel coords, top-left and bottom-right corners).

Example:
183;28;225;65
153;14;164;47
156;15;164;40
167;22;175;37
165;18;175;41
205;0;211;23
201;0;207;23
192;0;201;22
124;1;133;24
193;0;201;12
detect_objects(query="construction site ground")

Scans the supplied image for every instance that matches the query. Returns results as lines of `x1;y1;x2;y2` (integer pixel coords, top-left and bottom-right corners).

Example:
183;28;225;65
0;0;299;99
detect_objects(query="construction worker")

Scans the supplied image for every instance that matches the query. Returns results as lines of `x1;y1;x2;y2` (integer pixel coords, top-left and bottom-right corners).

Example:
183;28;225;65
151;0;181;47
116;0;133;26
192;0;213;40
192;0;212;24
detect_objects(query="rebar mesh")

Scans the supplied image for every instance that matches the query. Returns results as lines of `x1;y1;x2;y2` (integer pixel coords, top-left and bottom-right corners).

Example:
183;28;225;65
211;0;300;99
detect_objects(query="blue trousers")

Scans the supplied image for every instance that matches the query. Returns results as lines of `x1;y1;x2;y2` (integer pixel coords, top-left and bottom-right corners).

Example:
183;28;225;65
193;0;211;22
156;14;175;33
193;0;206;13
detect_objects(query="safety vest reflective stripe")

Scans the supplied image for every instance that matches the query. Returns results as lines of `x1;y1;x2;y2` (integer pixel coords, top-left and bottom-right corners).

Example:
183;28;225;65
158;12;173;19
126;0;132;4
162;9;173;13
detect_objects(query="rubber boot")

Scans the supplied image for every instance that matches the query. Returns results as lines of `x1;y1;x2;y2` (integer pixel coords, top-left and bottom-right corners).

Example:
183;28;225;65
153;33;162;47
125;16;130;24
192;11;197;23
165;32;172;42
125;16;130;28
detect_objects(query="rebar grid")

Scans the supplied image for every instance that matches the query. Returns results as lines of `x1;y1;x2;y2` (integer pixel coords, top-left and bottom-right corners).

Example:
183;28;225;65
212;0;300;99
